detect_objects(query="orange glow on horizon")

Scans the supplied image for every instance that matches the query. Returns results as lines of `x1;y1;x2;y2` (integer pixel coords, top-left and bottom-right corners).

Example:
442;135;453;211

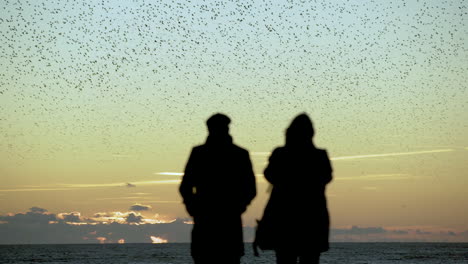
150;236;168;244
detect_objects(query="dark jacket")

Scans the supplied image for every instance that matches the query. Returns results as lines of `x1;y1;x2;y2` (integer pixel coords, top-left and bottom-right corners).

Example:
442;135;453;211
263;145;332;254
179;135;256;258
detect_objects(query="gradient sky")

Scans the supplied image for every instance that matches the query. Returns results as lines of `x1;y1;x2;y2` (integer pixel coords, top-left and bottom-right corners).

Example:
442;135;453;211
1;0;467;243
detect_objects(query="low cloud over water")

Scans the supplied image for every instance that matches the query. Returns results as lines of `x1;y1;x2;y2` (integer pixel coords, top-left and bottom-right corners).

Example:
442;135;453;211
1;207;468;244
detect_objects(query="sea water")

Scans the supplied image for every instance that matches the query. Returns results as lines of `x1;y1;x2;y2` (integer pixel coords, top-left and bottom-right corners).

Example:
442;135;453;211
1;243;467;263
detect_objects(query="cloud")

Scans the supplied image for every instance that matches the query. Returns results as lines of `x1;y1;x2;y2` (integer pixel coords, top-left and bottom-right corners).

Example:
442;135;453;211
91;212;131;223
0;207;56;225
96;237;107;244
90;211;173;224
0;219;191;244
58;212;82;223
129;204;151;211
2;208;468;244
0;218;192;244
30;207;48;214
333;226;386;235
392;230;409;235
126;213;144;223
416;229;432;235
0;208;191;244
444;231;456;236
93;212;109;218
329;226;468;242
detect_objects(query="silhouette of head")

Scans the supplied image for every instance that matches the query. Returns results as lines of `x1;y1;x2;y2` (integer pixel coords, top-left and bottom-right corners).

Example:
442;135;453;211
286;113;314;146
206;113;231;135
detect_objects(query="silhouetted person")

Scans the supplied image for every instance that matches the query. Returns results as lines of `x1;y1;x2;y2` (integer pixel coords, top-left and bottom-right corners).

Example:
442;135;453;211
263;114;332;264
179;113;257;264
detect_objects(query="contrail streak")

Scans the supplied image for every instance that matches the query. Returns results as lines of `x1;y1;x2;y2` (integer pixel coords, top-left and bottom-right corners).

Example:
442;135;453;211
1;149;456;192
154;172;184;176
0;188;76;192
132;180;181;185
0;180;183;192
252;149;455;161
335;174;414;181
330;149;454;161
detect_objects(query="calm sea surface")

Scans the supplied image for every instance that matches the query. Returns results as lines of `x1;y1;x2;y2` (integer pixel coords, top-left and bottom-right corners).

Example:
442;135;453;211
0;243;467;263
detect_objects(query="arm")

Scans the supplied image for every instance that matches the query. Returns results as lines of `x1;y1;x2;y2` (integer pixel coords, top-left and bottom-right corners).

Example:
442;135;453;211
322;150;333;185
241;151;256;212
179;148;198;216
264;148;280;184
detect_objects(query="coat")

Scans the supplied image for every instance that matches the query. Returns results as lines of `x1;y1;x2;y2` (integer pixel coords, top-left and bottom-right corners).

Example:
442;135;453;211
179;135;256;258
263;145;332;254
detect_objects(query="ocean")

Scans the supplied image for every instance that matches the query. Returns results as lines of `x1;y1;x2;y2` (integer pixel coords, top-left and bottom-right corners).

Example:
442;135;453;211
0;243;467;263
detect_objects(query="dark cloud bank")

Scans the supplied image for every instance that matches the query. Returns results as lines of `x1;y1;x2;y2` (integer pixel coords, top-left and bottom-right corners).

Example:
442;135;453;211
129;204;151;211
1;208;468;244
0;207;191;244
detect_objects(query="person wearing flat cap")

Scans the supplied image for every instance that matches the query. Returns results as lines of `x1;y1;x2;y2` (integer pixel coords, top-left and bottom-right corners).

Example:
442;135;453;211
179;113;257;264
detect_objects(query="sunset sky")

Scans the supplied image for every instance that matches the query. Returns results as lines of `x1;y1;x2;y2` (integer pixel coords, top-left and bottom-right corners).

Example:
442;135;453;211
1;0;467;244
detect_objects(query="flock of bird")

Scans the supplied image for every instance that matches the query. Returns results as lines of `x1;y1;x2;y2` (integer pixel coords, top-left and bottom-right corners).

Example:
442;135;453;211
0;0;466;162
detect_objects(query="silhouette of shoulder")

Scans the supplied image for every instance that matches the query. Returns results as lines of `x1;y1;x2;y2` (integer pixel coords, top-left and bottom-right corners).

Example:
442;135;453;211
315;148;331;161
191;143;249;155
270;147;285;156
316;148;329;156
272;146;328;152
190;145;204;152
231;144;250;155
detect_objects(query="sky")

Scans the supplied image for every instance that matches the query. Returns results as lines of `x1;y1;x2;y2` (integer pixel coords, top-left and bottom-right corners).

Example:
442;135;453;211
0;0;467;244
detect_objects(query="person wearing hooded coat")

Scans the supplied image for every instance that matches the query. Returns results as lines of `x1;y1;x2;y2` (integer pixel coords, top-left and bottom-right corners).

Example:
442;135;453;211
179;113;257;264
263;113;333;264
